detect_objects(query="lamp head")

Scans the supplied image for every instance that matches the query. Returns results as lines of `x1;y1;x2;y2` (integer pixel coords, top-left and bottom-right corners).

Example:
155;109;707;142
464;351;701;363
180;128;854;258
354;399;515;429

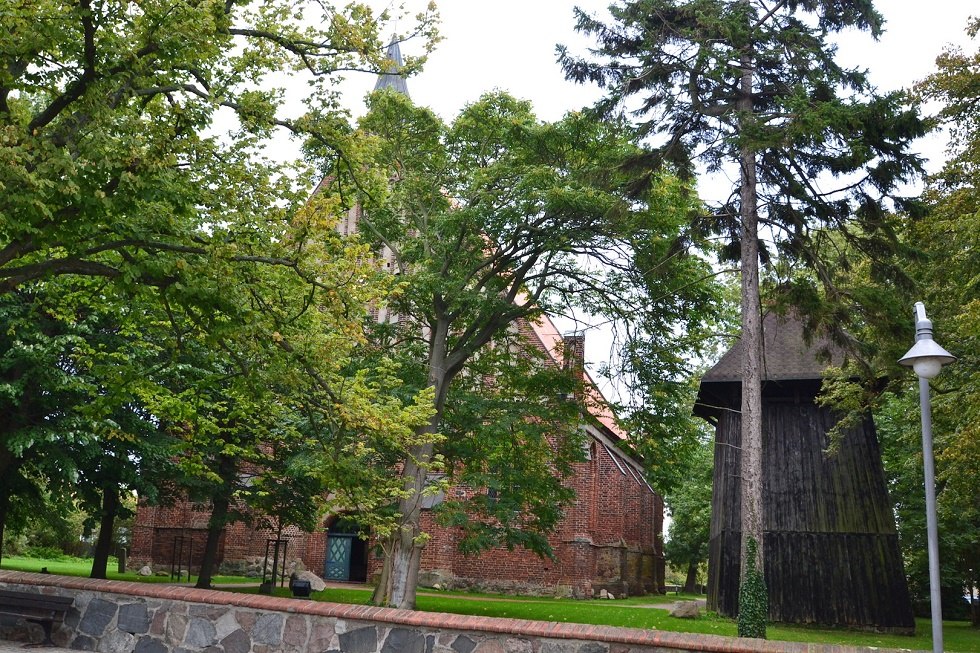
898;302;956;379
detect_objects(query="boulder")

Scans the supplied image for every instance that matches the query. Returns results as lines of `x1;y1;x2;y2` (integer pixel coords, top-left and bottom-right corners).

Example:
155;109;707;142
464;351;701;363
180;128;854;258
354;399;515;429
138;566;152;577
295;570;326;592
418;568;454;589
669;601;701;619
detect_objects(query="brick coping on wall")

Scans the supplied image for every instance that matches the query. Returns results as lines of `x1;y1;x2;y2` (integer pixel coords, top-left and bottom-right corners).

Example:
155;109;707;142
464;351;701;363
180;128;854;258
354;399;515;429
0;571;924;653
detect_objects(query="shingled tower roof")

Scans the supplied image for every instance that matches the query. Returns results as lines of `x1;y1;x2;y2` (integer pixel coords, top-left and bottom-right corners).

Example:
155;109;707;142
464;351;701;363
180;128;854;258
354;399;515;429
694;312;846;419
704;312;844;383
374;39;410;97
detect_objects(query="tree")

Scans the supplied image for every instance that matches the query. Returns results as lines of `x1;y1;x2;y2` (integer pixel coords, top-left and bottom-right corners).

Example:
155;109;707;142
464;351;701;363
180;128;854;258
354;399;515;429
0;286;103;565
435;328;586;559
72;407;171;580
131;204;435;589
1;0;441;579
1;0;437;295
314;88;720;609
562;0;924;635
819;17;980;624
902;19;980;623
664;434;713;593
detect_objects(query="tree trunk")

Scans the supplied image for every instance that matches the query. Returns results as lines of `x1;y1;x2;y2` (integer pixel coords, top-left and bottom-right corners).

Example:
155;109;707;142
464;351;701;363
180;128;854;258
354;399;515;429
370;542;394;604
372;319;453;609
371;433;434;609
90;486;120;579
196;455;238;589
196;493;230;589
684;560;699;594
736;26;767;639
0;489;8;568
737;40;764;579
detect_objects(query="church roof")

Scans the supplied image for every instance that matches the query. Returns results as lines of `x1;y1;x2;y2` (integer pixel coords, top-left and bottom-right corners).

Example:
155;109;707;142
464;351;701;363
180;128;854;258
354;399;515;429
528;315;626;440
374;40;411;97
701;311;845;385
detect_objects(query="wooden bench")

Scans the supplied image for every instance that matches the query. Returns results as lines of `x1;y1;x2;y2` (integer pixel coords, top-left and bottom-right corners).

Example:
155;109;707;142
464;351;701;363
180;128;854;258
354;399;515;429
0;589;73;646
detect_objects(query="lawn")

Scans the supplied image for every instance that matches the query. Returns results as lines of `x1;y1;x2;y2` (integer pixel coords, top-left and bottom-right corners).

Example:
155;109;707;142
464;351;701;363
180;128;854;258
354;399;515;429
0;555;253;585
3;557;977;652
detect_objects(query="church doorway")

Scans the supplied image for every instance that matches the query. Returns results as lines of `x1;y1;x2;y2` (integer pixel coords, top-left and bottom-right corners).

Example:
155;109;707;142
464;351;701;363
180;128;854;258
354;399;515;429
324;516;368;582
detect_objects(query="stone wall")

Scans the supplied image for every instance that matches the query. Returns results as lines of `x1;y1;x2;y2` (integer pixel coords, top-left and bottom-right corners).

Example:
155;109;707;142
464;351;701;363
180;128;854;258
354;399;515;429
0;572;920;653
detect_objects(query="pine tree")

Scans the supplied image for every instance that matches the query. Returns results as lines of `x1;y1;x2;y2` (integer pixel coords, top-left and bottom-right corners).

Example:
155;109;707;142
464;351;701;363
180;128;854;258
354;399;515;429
562;0;925;635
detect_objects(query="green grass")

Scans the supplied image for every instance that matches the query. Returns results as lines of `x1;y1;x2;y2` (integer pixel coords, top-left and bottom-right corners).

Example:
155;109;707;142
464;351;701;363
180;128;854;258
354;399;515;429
0;555;253;585
4;557;977;652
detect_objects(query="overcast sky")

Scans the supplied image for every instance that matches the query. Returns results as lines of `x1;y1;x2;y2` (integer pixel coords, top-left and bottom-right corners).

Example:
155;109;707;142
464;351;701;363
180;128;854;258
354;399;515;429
342;1;977;172
335;1;978;249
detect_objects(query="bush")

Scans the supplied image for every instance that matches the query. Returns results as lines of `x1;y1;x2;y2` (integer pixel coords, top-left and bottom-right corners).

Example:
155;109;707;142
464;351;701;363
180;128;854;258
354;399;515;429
23;545;70;561
12;502;93;558
1;532;29;557
737;538;768;639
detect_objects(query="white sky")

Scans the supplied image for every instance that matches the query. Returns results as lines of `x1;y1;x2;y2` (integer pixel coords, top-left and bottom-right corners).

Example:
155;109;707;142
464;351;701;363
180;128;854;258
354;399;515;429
343;1;977;175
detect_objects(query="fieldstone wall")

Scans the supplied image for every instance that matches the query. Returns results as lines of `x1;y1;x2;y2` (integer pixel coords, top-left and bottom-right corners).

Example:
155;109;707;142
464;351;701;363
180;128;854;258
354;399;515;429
0;571;922;653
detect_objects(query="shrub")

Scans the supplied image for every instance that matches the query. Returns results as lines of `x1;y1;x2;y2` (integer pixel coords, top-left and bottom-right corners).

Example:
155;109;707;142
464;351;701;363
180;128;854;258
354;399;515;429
737;538;768;639
23;545;70;561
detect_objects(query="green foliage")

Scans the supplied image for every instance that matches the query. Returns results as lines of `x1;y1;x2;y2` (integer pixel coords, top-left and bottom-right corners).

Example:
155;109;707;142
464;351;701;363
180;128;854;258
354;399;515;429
912;26;980;603
320;88;723;607
436;336;586;558
663;435;713;590
563;1;927;626
736;538;768;639
561;0;924;261
0;0;438;294
807;18;980;616
22;546;70;561
0;0;444;574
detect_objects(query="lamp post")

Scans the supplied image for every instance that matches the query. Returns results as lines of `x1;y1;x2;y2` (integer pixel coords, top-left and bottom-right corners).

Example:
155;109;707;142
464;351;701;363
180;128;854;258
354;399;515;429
898;302;956;653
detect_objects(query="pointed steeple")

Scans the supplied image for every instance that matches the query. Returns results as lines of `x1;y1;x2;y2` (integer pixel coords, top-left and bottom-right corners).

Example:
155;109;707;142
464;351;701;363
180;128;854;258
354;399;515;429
374;39;411;97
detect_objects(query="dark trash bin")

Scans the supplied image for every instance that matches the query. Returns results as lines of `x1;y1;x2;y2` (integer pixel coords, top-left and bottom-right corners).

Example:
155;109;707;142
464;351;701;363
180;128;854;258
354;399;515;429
290;578;312;598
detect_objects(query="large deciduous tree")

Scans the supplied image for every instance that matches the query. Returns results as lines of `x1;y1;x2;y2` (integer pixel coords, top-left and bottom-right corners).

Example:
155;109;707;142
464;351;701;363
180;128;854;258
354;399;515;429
902;19;980;623
562;0;924;636
1;0;437;295
130;206;434;589
314;88;719;609
1;1;439;573
817;17;980;624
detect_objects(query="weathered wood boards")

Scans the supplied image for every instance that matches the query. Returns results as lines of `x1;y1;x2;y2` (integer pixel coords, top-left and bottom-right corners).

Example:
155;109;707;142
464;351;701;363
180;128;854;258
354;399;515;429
695;314;914;631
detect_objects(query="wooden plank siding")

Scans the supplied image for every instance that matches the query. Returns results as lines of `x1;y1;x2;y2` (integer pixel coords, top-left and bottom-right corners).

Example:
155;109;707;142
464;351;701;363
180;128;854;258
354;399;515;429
705;384;914;631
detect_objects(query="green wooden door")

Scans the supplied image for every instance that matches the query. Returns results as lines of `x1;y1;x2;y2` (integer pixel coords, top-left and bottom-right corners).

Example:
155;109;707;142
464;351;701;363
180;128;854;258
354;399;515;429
324;535;353;581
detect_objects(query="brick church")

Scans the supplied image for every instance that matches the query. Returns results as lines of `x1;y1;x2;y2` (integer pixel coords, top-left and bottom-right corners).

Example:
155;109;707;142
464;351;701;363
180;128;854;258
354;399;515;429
129;42;666;599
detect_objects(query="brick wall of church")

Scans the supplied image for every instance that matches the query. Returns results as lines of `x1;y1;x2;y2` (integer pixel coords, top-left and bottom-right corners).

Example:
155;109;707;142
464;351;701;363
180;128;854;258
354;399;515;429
415;441;663;598
130;436;663;597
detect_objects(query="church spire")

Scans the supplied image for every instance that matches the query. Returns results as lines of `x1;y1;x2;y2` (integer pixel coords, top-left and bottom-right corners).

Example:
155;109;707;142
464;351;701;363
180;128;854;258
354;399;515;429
374;39;410;97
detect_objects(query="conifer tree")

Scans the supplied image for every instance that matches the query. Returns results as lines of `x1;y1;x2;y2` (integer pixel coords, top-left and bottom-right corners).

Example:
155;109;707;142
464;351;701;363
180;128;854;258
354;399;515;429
562;0;924;635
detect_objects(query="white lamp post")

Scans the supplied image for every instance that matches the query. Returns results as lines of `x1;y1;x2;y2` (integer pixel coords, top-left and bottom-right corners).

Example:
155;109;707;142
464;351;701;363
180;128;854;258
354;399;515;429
898;302;956;653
